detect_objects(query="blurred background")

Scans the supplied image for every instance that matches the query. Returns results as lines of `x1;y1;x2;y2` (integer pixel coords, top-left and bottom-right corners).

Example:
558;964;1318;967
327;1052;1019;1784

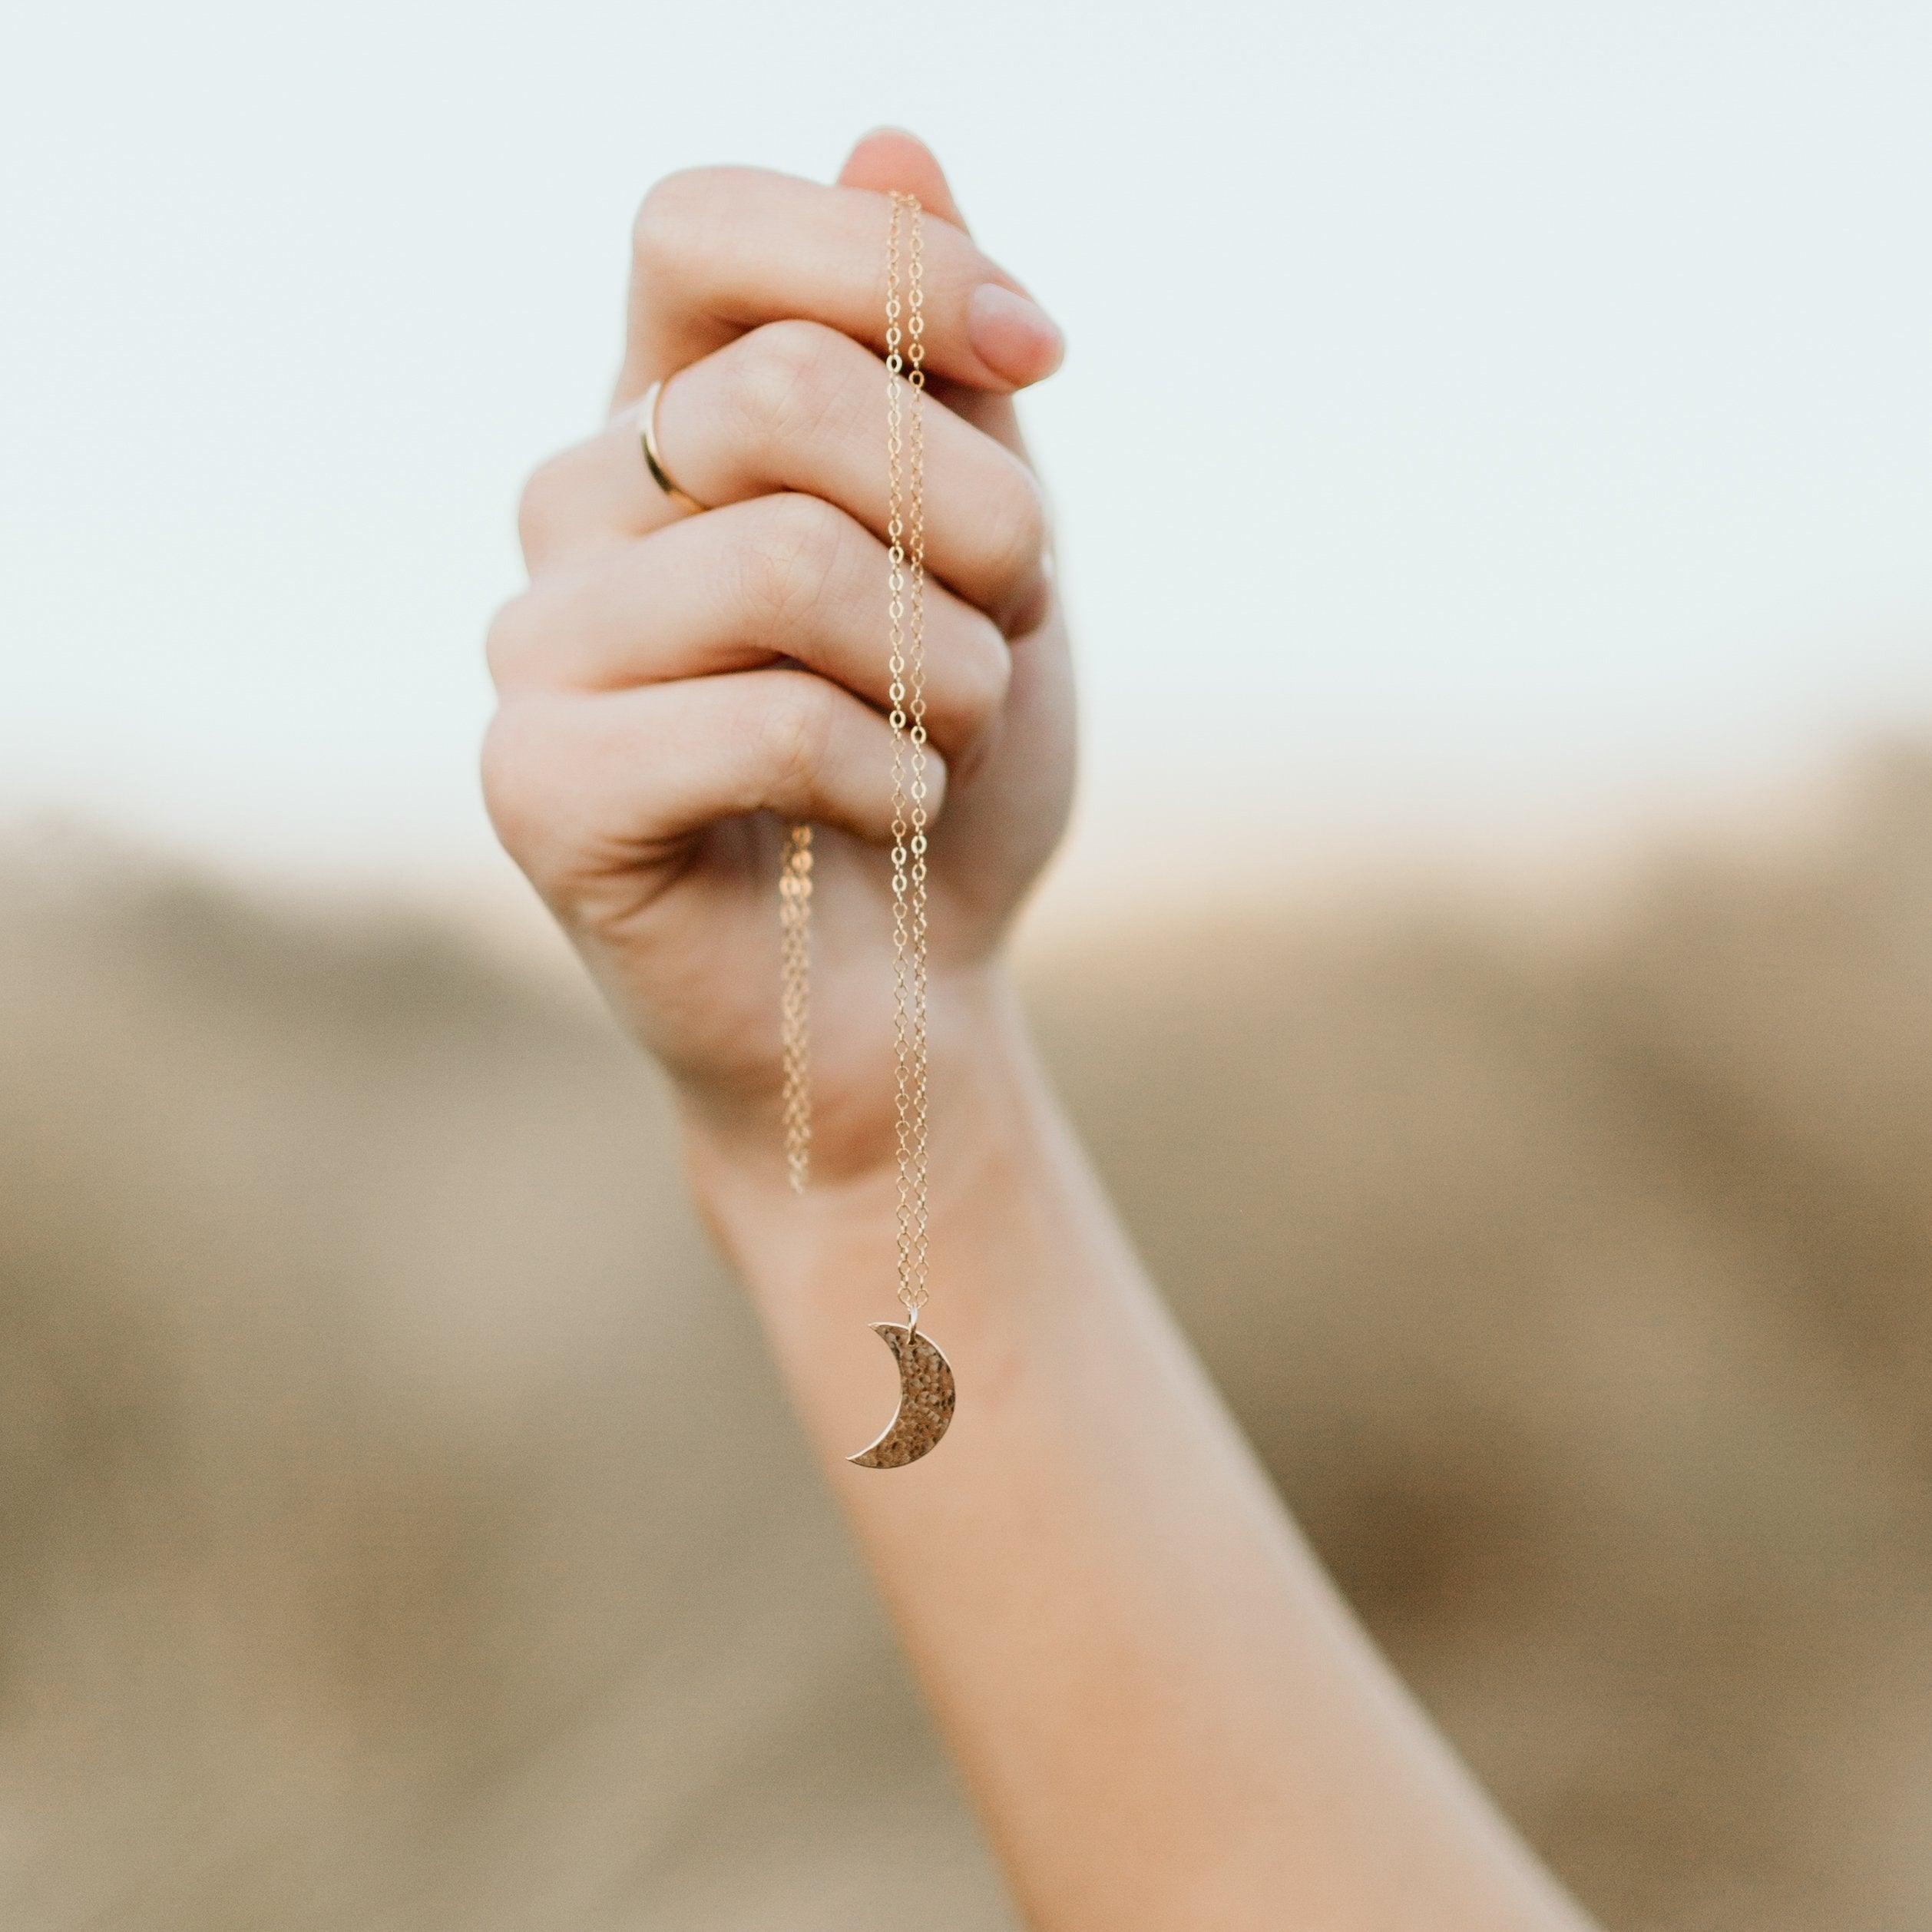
2;3;1929;1928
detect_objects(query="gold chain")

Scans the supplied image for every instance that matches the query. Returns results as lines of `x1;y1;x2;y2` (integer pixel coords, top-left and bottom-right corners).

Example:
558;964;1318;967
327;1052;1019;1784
885;190;930;1320
777;820;812;1192
778;192;930;1330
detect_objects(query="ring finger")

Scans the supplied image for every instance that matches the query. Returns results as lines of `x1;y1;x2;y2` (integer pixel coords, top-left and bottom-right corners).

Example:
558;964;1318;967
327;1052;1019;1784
517;320;1049;633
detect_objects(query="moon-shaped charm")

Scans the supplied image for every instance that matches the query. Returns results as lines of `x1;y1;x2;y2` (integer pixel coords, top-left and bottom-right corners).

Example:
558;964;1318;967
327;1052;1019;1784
849;1322;955;1469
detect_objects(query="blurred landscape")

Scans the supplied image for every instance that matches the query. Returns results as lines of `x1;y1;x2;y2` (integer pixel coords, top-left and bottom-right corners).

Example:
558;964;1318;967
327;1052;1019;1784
3;744;1930;1932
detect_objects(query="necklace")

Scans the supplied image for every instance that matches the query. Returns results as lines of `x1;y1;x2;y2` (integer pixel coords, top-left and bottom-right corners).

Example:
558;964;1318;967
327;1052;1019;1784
779;191;954;1470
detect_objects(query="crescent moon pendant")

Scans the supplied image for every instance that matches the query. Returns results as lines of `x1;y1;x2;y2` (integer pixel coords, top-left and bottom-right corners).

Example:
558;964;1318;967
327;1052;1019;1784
849;1322;955;1469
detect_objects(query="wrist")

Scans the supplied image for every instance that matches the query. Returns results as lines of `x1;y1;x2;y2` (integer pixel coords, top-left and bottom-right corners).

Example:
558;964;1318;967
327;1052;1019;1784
677;961;1047;1289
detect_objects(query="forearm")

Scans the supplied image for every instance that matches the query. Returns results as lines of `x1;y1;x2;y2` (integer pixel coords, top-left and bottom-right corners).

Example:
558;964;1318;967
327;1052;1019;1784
492;131;1587;1929
682;971;1592;1932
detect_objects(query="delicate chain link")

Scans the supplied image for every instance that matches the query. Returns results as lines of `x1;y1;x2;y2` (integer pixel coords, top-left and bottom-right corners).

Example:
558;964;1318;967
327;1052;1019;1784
883;193;930;1322
778;820;812;1192
884;193;914;1313
899;197;930;1320
779;191;929;1325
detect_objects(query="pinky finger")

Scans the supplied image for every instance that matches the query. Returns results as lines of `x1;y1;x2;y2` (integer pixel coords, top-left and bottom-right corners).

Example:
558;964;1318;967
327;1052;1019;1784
482;670;945;913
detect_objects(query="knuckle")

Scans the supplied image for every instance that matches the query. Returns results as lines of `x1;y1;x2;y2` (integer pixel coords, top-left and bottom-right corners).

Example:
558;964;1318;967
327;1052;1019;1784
730;319;848;455
514;452;576;568
483;591;539;689
739;493;850;632
630;167;718;275
478;702;550;865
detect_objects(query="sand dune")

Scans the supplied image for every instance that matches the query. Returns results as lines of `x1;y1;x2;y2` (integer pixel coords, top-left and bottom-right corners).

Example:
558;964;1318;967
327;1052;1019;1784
2;751;1929;1930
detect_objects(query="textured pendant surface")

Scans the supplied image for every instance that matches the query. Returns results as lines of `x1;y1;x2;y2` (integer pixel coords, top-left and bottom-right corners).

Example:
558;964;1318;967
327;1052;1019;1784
849;1322;954;1469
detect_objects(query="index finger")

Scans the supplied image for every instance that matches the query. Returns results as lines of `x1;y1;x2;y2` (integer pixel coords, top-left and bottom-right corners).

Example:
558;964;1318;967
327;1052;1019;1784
611;166;1065;410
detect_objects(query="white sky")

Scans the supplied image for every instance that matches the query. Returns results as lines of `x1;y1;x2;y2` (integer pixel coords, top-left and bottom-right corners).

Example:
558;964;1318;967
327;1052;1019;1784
3;1;1928;914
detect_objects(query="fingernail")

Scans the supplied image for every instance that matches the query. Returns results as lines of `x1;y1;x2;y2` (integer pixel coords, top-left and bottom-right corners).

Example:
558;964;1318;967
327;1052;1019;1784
968;283;1064;385
1001;565;1054;640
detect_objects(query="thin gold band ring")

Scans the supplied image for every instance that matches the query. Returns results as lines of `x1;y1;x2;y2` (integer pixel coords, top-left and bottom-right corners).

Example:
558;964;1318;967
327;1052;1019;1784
637;379;709;516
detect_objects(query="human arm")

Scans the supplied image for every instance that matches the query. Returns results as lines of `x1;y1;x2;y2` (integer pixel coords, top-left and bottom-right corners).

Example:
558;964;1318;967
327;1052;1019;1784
484;128;1594;1932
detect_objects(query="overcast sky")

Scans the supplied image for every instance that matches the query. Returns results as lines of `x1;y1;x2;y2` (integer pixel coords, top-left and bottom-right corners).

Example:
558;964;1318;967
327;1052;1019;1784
3;1;1928;914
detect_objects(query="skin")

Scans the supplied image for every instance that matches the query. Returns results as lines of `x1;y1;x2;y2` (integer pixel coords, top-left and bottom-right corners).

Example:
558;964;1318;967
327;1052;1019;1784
485;127;1597;1931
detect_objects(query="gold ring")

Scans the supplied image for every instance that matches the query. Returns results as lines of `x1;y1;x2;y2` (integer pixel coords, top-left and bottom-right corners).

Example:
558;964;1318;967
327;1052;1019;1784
637;379;708;516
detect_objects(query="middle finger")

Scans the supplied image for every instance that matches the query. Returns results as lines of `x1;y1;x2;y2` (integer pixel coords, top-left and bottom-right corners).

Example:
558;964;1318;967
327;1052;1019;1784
489;491;1013;766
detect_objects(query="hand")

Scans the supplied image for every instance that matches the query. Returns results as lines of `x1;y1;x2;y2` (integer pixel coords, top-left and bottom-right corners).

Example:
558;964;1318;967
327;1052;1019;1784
483;131;1075;1179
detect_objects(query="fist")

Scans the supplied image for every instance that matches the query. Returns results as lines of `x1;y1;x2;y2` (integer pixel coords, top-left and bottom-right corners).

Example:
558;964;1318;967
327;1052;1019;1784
482;132;1076;1176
